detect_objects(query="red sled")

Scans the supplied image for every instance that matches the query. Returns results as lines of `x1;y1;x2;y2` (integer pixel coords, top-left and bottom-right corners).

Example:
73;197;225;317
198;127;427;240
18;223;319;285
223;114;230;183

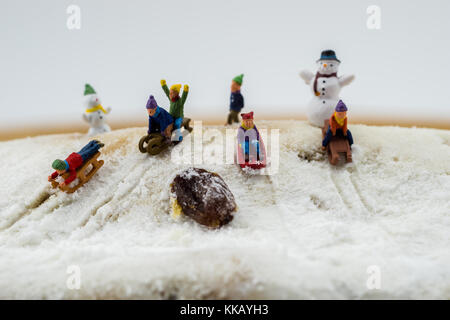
236;136;267;170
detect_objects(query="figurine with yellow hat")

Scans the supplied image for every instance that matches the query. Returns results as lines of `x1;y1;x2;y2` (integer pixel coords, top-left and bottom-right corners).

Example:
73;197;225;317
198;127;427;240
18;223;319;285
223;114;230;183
82;83;112;136
160;79;189;142
226;74;244;125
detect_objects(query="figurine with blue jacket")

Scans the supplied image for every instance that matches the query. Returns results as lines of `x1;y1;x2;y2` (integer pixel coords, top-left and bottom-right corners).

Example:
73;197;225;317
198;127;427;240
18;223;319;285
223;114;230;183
160;79;189;142
139;92;192;155
227;74;244;125
146;95;173;139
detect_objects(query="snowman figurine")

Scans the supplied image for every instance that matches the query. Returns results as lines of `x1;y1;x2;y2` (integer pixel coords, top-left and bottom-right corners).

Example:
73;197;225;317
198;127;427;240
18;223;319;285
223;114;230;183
299;50;355;127
82;84;112;136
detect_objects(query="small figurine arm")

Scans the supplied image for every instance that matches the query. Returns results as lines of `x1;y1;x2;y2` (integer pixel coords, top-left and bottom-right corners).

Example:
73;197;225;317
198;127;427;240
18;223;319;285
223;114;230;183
64;169;77;185
82;113;89;123
181;84;189;104
161;79;170;99
299;70;314;84
338;74;355;87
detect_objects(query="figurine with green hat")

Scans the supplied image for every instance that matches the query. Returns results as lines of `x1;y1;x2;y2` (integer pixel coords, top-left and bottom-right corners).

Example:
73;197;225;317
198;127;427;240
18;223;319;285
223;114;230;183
48;140;105;187
82;83;112;136
226;74;244;125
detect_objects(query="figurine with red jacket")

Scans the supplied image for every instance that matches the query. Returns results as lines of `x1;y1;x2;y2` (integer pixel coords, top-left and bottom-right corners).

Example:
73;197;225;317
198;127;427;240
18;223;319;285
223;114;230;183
236;111;266;170
48;140;104;190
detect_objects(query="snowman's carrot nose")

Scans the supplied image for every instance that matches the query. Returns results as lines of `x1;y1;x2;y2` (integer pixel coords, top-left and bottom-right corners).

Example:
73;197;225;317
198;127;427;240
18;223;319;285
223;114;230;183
323;63;328;67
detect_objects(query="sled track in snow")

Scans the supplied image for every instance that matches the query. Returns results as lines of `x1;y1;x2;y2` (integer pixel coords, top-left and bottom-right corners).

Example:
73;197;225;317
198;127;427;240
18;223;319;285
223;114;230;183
264;173;303;246
0;189;54;232
346;166;375;215
329;165;373;216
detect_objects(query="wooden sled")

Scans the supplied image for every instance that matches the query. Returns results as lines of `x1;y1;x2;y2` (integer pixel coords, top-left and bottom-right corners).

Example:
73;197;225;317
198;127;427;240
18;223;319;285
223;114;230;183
236;135;267;170
322;120;352;165
50;152;104;193
139;118;193;155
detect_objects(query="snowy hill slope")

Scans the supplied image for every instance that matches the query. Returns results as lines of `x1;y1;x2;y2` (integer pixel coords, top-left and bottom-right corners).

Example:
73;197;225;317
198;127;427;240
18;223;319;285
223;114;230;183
0;120;449;299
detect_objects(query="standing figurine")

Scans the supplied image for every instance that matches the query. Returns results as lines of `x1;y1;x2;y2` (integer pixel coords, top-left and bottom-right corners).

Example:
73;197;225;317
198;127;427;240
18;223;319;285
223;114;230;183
236;112;266;170
82;84;112;136
160;79;189;142
321;100;353;165
299;50;354;127
146;95;173;139
48;140;105;193
226;74;244;125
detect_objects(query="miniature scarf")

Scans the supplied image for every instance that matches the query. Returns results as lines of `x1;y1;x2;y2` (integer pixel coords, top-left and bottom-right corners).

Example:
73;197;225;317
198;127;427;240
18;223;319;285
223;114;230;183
313;72;337;96
334;112;346;127
86;104;108;114
241;122;254;131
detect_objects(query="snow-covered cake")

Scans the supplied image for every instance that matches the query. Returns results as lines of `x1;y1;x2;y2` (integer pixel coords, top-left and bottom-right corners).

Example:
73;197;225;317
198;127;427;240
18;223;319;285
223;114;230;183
0;120;449;299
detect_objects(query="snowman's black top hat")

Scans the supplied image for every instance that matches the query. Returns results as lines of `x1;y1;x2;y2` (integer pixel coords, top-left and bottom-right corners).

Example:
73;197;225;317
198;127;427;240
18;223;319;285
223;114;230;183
317;50;341;63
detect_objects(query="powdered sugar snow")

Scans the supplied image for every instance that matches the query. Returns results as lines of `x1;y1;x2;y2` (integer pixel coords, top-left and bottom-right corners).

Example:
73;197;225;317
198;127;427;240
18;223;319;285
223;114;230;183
0;121;449;299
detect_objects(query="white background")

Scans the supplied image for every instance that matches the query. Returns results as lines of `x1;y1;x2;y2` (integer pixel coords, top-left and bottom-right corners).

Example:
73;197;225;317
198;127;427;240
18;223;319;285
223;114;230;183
0;0;449;129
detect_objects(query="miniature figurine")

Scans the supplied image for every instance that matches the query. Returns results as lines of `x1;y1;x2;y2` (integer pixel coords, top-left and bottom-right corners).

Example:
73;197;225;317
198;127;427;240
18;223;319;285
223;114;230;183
236;111;266;170
321;100;353;165
160;79;189;142
226;74;244;125
138;94;192;155
146;95;173;138
48;140;105;193
299;50;355;127
82;84;112;136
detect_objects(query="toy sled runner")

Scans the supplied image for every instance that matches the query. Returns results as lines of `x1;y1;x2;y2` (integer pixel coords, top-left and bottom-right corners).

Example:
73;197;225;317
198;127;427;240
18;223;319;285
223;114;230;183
50;152;104;193
322;120;352;165
139;117;193;155
236;135;267;170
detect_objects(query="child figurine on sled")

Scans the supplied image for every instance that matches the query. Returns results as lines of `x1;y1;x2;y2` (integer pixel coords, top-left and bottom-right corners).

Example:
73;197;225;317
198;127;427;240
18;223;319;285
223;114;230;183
146;95;173;139
322;100;353;150
160;79;189;142
48;140;104;192
236;111;266;170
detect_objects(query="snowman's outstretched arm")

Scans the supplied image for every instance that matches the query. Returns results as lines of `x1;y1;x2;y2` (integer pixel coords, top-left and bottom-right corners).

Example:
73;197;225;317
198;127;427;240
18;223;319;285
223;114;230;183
299;70;314;84
82;113;89;123
106;107;112;114
338;74;355;87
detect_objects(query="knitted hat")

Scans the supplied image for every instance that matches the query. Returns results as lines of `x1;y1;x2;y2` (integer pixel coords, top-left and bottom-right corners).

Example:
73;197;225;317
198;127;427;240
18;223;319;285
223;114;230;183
317;50;341;63
52;159;67;171
170;84;182;92
232;74;244;86
146;95;158;109
84;84;96;96
241;111;254;120
335;100;348;112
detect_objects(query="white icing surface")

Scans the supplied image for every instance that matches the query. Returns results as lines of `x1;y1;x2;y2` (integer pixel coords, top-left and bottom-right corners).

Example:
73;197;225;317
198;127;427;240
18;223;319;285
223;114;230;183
0;121;449;299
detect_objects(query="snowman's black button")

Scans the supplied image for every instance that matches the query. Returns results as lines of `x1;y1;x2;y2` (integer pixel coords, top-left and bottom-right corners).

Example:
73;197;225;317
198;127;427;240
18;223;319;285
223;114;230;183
322;88;325;91
323;80;326;83
323;101;326;104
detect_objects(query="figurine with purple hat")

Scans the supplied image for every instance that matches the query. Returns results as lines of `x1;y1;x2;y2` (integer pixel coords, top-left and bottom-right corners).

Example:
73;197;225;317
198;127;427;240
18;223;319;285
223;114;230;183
146;95;174;138
322;100;354;149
